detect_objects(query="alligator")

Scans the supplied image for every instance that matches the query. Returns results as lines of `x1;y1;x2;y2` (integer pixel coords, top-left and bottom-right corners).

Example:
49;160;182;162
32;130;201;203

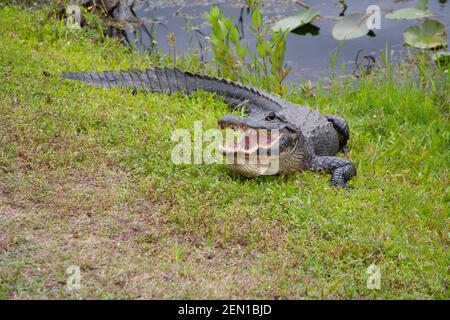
46;67;357;188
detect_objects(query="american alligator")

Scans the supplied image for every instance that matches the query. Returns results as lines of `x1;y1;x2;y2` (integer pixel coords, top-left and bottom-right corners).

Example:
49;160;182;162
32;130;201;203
47;67;356;188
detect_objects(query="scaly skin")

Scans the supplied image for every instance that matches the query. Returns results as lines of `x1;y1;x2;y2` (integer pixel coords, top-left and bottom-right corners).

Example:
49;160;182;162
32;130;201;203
46;67;357;188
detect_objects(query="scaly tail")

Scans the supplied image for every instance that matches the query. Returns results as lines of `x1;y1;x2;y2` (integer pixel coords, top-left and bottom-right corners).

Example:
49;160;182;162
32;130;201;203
45;67;283;114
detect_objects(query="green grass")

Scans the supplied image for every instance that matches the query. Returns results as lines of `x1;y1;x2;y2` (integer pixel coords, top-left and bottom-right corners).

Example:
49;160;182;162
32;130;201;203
0;5;449;299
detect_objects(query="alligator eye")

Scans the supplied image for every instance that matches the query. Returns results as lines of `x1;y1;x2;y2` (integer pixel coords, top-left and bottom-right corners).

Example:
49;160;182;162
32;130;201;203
265;112;276;121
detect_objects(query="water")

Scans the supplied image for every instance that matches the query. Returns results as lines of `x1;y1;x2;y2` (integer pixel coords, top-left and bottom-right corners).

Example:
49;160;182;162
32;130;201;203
116;0;449;83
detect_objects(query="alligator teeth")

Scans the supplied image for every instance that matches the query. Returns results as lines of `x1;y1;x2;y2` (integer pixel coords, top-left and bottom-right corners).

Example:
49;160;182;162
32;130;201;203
220;129;282;156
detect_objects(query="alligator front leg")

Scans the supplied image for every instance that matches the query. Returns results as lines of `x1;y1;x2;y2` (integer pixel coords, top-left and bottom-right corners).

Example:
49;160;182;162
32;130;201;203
308;156;356;189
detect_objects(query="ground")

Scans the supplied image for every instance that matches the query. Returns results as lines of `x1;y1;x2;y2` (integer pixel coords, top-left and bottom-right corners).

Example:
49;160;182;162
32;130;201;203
0;5;448;299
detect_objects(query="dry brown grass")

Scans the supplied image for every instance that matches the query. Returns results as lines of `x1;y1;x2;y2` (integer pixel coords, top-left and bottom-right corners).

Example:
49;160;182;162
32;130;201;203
0;166;284;299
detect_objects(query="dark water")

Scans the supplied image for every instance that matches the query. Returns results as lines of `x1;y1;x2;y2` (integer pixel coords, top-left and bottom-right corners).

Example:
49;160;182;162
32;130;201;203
118;0;449;83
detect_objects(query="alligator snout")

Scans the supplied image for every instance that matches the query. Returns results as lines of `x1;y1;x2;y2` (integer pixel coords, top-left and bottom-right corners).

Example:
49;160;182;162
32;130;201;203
218;115;247;130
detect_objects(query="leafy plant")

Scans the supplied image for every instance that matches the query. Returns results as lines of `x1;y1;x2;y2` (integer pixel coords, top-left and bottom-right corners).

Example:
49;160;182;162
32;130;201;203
244;0;262;11
204;5;290;94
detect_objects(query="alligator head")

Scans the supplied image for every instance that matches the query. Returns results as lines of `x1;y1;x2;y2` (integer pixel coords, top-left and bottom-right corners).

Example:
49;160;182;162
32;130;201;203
218;111;299;177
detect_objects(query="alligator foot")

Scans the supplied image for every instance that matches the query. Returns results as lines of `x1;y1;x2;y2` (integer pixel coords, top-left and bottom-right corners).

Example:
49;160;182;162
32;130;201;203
308;156;356;189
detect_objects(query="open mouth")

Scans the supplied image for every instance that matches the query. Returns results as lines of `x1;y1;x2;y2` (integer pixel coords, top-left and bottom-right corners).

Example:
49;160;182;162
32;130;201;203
218;122;282;156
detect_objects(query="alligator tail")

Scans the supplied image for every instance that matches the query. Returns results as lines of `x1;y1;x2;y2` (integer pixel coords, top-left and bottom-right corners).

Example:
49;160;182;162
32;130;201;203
44;67;282;113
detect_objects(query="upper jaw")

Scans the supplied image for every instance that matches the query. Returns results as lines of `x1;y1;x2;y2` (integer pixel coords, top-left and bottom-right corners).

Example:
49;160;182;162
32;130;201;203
218;115;297;133
218;116;295;156
218;115;257;131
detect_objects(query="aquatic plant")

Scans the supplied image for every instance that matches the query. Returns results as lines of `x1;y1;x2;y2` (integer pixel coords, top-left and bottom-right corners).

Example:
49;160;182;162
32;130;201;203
331;13;371;41
204;5;290;94
385;0;434;20
271;8;320;33
403;18;448;50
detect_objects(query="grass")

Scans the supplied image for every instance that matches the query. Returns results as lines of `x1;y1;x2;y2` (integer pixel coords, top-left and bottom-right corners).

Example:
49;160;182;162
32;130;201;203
0;5;449;299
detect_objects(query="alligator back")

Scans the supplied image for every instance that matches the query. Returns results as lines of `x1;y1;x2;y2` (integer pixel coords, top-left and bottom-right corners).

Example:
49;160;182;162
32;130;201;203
281;104;340;156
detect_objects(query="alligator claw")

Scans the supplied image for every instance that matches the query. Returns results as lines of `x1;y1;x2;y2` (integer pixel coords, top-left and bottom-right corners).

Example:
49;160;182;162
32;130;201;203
330;180;353;189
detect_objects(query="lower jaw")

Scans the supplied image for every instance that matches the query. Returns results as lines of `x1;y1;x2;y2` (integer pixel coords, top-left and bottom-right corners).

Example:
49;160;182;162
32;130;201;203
226;157;282;177
228;165;279;177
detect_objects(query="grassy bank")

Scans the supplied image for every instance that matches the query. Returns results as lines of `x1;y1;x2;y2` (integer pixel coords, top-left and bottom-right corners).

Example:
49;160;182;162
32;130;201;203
0;5;448;299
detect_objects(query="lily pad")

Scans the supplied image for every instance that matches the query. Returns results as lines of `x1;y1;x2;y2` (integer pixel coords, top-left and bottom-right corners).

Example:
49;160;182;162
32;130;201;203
271;8;320;33
332;13;370;41
386;0;434;20
403;19;448;49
